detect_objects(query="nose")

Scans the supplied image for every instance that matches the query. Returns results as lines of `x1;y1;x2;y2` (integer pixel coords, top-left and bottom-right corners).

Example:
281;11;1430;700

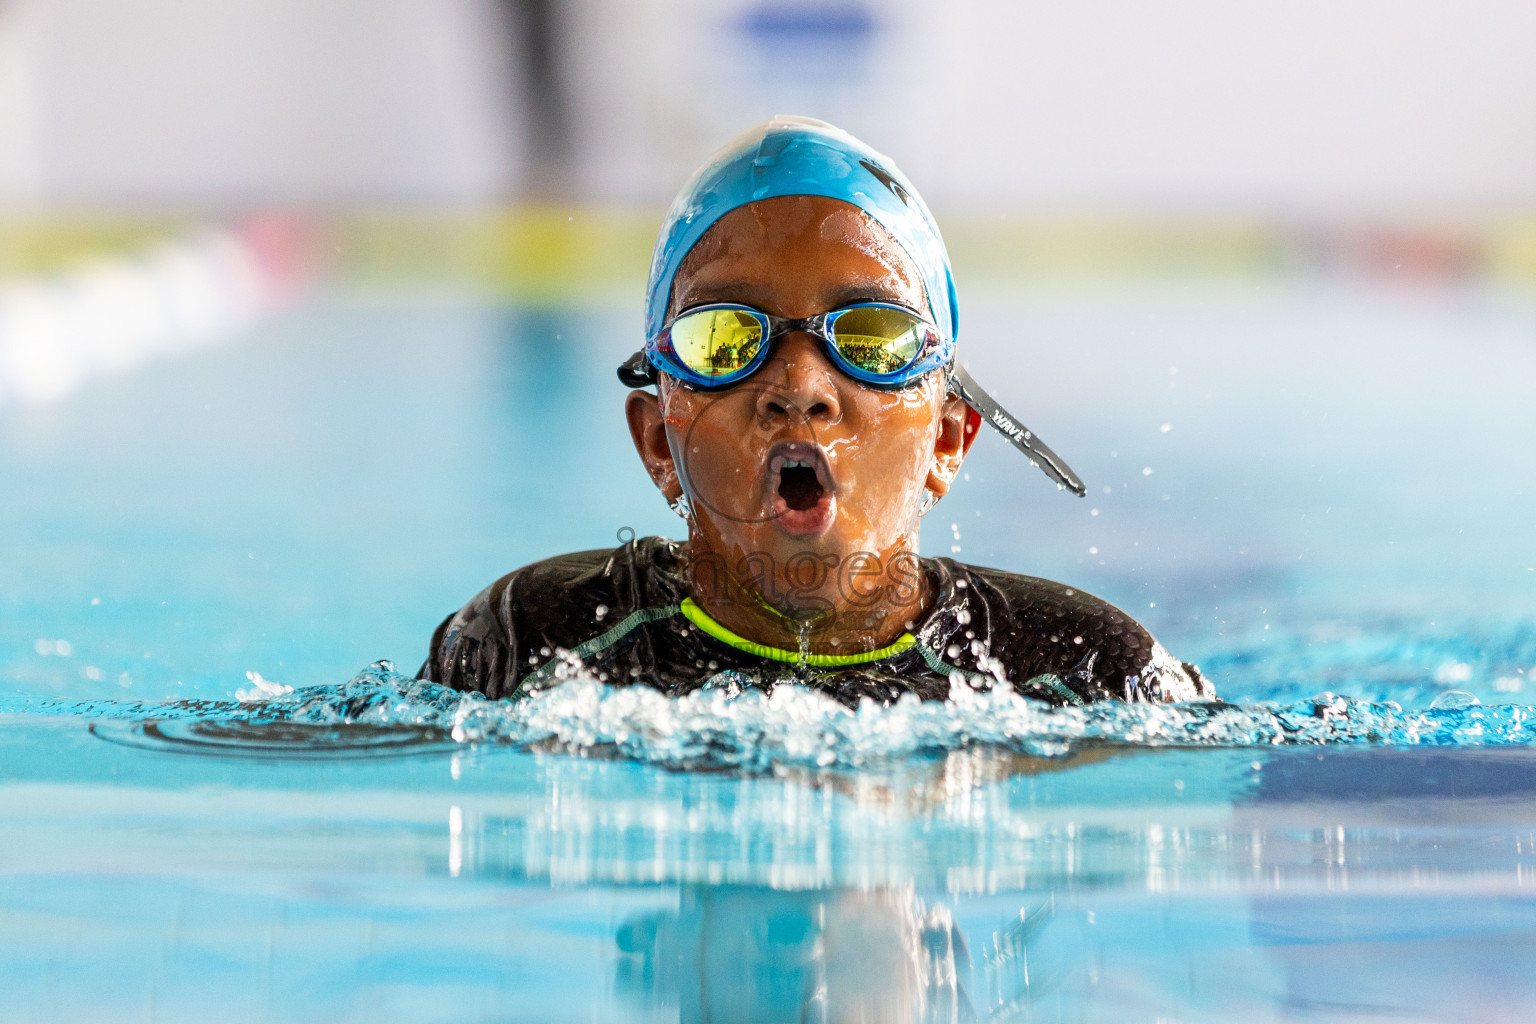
753;332;843;427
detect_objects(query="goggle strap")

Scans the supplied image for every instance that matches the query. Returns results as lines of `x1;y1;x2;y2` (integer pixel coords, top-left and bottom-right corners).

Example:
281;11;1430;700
618;350;658;388
949;362;1087;497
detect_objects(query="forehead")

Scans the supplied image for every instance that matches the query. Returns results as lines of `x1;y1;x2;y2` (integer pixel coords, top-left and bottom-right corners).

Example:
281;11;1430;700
669;195;925;317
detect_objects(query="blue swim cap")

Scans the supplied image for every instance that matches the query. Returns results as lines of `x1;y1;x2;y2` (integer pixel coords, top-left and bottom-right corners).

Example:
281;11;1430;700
644;116;958;348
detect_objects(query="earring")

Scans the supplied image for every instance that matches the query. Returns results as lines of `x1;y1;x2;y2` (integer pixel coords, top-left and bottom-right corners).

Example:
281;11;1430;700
669;493;694;521
917;489;940;517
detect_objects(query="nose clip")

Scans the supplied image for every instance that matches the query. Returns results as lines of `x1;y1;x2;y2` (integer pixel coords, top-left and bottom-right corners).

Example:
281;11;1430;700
947;363;1087;496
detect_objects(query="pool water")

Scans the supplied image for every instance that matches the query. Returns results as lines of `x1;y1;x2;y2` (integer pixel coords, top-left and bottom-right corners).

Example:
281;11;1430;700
4;279;1536;1021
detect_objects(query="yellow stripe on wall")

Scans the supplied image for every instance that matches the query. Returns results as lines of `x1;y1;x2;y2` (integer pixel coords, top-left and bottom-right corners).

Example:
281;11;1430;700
7;209;1536;295
0;214;194;278
337;207;658;300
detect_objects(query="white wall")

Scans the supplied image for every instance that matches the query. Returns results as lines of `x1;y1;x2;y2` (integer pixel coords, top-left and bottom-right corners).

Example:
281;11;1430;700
0;0;523;205
924;0;1536;214
0;0;43;201
2;0;1534;212
555;0;960;204
558;0;1536;215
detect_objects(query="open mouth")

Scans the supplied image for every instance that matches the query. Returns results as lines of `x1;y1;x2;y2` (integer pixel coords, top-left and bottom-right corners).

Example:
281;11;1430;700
767;442;836;536
779;461;823;510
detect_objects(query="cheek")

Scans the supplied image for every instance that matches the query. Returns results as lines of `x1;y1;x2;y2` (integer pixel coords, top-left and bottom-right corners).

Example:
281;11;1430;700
664;394;762;503
840;387;944;495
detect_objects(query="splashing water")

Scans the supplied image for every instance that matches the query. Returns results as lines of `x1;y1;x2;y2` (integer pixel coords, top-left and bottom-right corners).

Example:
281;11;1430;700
795;619;812;683
16;661;1536;771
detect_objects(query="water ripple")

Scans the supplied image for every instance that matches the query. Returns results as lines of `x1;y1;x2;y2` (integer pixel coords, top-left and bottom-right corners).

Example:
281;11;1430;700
25;662;1533;767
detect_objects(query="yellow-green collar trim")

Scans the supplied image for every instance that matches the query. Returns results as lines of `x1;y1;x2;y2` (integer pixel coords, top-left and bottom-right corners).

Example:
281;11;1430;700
679;597;917;667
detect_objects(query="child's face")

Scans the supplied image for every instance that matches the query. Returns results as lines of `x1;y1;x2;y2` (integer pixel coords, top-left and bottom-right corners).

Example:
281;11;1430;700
627;195;975;624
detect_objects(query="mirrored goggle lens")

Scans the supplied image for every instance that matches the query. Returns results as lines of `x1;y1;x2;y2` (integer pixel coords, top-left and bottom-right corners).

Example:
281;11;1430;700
667;308;765;379
830;307;935;375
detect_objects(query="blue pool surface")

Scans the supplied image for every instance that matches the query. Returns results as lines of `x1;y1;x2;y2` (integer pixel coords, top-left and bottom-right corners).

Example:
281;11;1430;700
4;279;1536;1021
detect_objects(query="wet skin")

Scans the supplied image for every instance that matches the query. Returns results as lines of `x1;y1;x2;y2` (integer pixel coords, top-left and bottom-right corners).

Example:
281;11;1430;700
626;196;980;653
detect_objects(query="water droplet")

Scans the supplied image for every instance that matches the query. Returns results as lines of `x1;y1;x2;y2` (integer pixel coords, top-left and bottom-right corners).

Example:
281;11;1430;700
1430;690;1479;710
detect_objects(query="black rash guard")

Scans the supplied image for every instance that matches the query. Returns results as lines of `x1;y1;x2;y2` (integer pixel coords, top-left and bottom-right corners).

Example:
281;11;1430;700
417;536;1213;707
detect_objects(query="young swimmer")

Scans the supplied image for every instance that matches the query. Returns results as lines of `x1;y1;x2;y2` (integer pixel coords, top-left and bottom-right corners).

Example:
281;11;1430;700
419;116;1211;707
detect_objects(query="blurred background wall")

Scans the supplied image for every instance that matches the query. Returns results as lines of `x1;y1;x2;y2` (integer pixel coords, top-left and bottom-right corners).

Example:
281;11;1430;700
2;0;1535;213
0;0;521;204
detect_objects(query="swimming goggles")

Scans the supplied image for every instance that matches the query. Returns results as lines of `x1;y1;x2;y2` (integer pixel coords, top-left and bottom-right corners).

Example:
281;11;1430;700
618;302;1087;496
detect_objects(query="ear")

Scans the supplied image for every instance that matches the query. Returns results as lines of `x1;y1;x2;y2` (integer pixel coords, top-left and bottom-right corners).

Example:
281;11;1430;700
626;390;683;503
924;394;982;498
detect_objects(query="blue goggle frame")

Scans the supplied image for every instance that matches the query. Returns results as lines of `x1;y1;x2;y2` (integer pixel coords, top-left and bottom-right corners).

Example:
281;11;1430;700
644;301;952;392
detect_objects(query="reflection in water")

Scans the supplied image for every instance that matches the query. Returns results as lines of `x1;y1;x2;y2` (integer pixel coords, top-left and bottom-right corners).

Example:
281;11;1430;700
615;886;977;1024
612;886;1088;1022
982;897;1056;1018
